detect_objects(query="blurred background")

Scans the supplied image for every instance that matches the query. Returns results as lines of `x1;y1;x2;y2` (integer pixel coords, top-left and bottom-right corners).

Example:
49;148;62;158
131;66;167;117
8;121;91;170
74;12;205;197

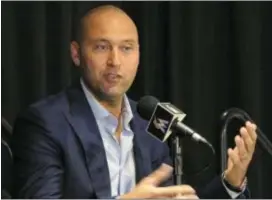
2;1;272;198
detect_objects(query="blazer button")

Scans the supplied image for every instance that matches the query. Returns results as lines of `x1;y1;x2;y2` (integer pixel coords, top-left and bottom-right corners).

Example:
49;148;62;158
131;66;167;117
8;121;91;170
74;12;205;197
97;166;103;173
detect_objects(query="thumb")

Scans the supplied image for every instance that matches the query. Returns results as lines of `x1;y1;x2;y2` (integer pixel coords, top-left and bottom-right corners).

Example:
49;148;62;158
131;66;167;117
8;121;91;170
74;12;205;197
226;148;236;174
140;163;173;186
226;148;233;171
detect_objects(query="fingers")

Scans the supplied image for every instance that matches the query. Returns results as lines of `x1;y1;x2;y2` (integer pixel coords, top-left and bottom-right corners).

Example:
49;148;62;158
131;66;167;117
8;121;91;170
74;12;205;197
242;122;257;152
226;155;233;171
245;121;257;142
240;127;253;153
140;163;173;186
235;135;248;161
154;185;196;197
224;122;257;188
228;148;241;166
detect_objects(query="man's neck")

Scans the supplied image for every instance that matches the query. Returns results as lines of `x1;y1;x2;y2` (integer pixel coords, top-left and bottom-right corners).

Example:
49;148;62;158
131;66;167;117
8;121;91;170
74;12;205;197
82;78;124;118
100;100;123;118
99;97;124;142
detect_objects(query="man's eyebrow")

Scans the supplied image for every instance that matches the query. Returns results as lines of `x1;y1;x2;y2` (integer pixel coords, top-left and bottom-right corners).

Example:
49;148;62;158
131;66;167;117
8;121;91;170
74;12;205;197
90;38;138;44
90;38;110;43
121;39;137;44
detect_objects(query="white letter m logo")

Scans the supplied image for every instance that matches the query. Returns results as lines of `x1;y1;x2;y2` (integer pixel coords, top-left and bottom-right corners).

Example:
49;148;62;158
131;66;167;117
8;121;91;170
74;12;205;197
153;117;169;133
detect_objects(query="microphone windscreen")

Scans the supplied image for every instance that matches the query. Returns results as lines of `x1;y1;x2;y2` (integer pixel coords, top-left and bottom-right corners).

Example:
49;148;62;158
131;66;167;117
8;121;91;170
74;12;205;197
137;95;159;120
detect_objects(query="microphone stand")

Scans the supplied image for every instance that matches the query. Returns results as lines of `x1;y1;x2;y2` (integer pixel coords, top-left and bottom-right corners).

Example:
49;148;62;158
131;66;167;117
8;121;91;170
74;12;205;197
171;134;183;185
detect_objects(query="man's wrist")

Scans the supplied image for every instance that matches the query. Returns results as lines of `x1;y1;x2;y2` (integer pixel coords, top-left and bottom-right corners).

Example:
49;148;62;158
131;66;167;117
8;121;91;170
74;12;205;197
222;172;247;192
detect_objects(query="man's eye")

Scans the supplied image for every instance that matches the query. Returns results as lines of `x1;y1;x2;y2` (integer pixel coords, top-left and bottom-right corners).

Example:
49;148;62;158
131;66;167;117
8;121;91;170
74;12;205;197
121;46;133;52
93;44;109;51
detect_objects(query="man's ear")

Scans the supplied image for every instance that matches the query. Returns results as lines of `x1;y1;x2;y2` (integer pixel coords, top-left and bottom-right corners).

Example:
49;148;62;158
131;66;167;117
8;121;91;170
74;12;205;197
70;41;81;67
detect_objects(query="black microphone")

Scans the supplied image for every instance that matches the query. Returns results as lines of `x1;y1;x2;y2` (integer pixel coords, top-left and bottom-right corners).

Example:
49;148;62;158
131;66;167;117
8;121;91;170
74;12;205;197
136;95;212;147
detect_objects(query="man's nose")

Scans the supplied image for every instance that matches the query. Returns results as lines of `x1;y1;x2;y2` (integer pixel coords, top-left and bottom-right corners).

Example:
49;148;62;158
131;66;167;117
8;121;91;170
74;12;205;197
107;48;121;67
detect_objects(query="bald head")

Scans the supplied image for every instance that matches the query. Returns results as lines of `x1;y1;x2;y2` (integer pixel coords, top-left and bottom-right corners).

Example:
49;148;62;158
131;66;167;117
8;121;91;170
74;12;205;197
85;5;130;18
76;5;138;44
70;4;140;104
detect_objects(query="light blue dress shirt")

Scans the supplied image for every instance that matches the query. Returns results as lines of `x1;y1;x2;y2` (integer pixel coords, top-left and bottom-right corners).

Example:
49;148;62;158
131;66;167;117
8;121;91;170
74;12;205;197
80;79;136;197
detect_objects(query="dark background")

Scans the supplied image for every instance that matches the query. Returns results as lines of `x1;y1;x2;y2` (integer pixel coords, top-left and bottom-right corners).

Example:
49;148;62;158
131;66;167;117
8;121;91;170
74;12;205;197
2;1;272;198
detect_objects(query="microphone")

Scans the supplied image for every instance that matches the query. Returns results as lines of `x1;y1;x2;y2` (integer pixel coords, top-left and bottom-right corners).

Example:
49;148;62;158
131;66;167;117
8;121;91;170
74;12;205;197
136;95;212;147
137;95;215;185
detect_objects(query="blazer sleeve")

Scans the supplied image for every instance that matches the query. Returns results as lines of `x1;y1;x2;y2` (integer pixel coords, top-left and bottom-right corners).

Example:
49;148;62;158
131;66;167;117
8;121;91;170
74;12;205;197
11;107;64;198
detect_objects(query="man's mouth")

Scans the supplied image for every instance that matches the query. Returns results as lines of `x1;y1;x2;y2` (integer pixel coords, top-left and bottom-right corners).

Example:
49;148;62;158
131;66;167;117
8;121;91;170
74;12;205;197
104;73;122;83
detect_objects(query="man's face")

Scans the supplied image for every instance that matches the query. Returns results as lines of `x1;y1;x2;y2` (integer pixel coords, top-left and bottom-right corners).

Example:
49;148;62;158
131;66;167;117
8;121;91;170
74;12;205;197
77;10;139;100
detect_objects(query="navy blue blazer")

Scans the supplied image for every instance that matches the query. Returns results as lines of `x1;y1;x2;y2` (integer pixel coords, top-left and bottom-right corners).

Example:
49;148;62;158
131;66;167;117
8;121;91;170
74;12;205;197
11;80;248;199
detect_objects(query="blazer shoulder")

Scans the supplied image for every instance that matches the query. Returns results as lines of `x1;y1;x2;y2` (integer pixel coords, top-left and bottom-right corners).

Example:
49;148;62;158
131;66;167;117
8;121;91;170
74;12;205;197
13;89;70;136
18;88;71;119
30;91;68;113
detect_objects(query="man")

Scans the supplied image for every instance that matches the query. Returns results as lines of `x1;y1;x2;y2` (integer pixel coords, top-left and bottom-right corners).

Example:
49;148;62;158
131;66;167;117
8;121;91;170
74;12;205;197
11;5;257;199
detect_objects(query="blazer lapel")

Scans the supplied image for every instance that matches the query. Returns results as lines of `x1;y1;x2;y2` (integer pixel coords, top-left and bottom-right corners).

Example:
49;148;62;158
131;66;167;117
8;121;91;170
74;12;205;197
130;103;153;183
63;81;111;198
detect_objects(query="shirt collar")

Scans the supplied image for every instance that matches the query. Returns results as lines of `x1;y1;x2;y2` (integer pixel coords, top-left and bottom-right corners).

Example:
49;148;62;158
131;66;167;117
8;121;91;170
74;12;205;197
80;78;134;129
